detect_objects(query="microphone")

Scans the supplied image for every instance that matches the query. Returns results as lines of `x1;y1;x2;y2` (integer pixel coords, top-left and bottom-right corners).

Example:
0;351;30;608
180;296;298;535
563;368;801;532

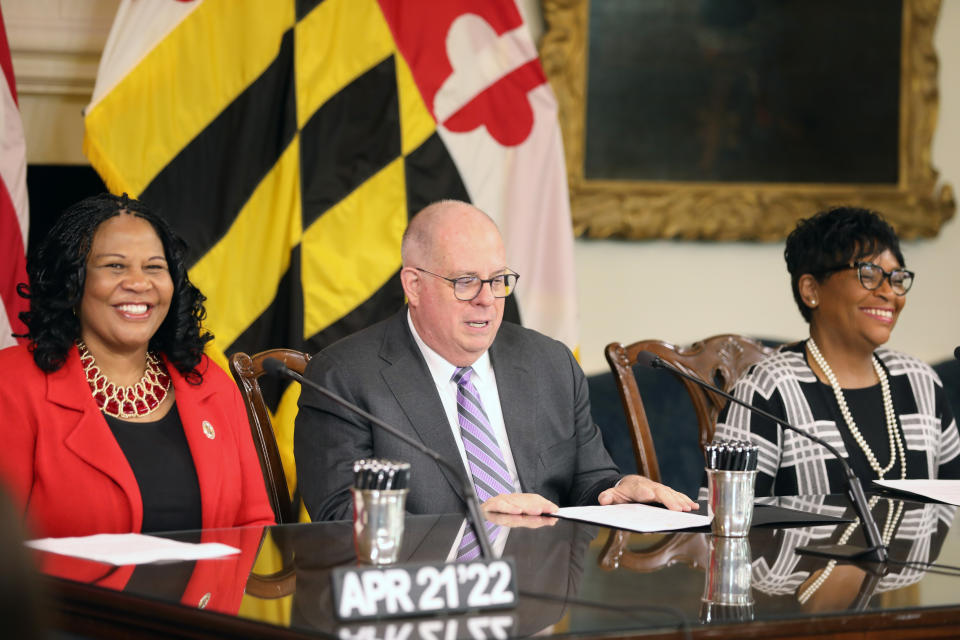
955;346;959;361
262;357;494;559
636;351;888;564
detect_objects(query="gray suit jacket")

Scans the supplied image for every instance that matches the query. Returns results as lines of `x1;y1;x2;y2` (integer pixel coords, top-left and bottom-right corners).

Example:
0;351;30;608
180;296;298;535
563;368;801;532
294;309;620;521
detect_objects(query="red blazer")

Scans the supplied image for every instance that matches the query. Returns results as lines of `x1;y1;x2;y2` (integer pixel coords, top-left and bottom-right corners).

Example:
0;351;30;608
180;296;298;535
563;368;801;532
0;344;275;538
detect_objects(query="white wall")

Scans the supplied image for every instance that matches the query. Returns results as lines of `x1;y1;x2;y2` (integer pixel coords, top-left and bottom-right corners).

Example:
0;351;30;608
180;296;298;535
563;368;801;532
2;0;117;164
574;3;960;374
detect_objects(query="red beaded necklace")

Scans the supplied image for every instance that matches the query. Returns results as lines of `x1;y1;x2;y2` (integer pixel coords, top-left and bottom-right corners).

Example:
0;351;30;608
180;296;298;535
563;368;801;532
77;340;171;419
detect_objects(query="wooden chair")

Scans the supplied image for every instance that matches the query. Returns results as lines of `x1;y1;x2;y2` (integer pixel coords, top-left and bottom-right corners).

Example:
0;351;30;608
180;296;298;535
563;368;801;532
604;335;775;483
229;348;311;525
598;529;709;573
245;527;297;599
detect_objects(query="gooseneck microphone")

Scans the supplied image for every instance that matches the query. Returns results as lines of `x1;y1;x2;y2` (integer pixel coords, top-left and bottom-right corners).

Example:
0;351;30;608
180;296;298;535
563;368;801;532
636;352;888;564
262;357;494;559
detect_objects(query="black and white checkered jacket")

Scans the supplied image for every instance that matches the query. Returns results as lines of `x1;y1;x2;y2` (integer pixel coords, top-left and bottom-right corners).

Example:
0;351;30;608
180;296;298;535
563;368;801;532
713;341;960;497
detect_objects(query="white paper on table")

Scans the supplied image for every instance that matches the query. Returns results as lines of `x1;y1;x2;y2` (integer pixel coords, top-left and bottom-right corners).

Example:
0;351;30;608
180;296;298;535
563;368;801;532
873;479;960;506
553;503;712;532
25;533;240;565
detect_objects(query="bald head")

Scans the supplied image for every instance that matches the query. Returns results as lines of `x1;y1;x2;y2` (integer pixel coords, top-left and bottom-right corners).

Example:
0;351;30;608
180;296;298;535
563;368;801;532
401;200;501;268
400;200;508;366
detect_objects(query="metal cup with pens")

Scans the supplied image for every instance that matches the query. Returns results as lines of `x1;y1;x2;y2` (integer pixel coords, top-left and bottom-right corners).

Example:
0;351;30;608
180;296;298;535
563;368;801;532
705;441;758;537
700;535;755;622
351;459;411;565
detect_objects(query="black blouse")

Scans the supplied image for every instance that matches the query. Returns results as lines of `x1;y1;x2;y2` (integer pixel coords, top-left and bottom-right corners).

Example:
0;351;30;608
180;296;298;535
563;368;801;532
105;407;202;533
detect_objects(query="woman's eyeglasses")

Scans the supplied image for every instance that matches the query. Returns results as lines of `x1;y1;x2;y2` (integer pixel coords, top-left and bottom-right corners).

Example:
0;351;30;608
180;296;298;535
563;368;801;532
823;261;915;296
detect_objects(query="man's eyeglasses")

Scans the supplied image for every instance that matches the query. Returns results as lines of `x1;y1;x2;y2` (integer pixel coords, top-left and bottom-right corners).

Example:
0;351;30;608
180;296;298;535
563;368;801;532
822;261;915;296
415;268;519;301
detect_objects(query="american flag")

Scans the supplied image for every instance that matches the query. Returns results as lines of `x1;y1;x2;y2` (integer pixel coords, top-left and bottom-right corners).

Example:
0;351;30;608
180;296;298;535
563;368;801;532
0;6;28;349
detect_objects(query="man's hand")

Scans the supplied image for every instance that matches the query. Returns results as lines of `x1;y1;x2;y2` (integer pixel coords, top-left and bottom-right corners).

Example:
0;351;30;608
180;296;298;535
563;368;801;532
597;475;697;511
482;493;558;515
483;511;558;529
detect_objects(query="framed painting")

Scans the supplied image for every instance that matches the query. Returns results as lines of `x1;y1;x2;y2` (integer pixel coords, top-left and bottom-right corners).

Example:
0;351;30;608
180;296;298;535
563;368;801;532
539;0;954;240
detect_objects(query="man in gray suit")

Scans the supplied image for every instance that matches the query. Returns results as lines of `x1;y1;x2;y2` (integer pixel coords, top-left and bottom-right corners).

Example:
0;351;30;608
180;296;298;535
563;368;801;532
295;200;696;521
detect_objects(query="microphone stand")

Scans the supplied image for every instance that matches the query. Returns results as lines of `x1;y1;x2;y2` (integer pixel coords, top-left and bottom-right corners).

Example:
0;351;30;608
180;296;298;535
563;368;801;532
263;358;494;560
850;566;884;610
640;353;887;564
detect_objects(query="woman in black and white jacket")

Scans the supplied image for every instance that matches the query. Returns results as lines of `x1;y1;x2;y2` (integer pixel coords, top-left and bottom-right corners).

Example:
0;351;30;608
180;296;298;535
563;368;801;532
714;207;960;497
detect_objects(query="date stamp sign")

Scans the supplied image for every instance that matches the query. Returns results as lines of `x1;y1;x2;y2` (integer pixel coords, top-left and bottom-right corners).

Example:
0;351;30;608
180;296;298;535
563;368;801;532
332;558;517;621
337;614;516;640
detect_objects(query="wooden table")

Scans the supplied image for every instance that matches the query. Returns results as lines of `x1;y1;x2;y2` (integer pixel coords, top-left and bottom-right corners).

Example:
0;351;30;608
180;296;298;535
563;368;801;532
42;495;960;639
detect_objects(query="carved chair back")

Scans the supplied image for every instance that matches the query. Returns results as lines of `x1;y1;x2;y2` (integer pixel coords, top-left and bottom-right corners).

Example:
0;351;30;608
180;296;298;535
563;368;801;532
229;348;311;525
604;335;775;483
598;529;710;574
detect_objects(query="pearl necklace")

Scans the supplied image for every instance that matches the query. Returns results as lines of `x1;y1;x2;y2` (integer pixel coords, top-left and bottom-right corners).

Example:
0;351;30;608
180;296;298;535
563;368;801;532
797;497;902;605
806;338;906;480
78;340;170;419
797;339;907;605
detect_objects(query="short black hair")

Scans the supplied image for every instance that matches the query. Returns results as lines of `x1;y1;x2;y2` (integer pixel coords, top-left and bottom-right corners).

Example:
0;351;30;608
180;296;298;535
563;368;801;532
784;206;905;323
17;193;213;380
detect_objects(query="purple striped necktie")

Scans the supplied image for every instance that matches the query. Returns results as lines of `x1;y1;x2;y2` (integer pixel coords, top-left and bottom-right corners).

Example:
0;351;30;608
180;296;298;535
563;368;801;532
452;366;514;503
457;519;502;561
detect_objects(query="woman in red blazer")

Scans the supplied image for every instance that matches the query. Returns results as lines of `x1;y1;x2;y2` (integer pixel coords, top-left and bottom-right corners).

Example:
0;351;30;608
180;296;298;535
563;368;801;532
0;193;274;538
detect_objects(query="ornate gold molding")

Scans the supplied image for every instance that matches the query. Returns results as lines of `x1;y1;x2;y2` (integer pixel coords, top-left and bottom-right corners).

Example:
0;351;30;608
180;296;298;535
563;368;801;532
540;0;955;240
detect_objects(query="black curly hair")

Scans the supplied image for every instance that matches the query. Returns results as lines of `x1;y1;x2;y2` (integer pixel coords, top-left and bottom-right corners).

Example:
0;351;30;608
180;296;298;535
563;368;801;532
784;206;905;323
16;193;213;381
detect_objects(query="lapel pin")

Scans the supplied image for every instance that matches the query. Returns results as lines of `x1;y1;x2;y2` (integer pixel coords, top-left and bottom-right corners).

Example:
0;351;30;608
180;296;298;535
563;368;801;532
202;420;215;440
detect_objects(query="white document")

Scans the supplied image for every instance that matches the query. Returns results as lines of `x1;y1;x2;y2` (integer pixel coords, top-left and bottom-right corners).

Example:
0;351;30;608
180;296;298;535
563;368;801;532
553;503;712;532
25;533;240;565
873;479;960;506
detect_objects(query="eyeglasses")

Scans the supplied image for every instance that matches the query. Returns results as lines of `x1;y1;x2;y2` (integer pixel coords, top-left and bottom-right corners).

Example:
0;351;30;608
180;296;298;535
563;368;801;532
414;267;519;301
823;261;915;296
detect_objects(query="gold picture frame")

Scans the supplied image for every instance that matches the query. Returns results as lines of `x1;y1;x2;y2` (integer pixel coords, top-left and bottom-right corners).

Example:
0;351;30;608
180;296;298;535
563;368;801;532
539;0;955;240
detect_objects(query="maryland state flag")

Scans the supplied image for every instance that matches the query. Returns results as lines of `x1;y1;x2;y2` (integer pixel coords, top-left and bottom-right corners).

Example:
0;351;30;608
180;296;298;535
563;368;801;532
85;0;578;514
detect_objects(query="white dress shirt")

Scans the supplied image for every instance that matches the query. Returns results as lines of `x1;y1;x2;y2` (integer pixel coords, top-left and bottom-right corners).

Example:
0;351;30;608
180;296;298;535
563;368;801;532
407;311;522;495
